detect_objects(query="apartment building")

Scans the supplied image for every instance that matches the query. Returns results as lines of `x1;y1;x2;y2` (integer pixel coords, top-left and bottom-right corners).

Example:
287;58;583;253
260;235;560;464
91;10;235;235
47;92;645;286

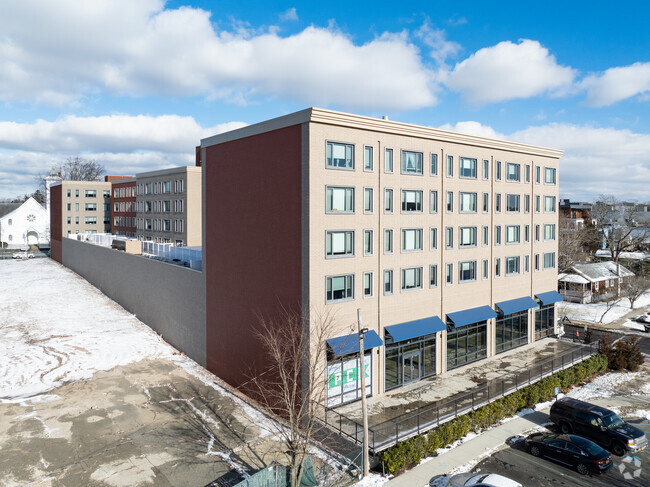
135;166;202;246
50;180;112;237
111;177;137;237
201;108;562;407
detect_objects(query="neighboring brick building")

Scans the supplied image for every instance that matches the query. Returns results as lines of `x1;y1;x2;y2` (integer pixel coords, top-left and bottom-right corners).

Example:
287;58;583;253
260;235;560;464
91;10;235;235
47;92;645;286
201;108;563;406
111;177;136;237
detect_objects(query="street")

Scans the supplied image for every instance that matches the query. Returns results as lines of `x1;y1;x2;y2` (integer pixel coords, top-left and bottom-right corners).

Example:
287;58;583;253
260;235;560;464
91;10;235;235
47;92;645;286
563;323;650;357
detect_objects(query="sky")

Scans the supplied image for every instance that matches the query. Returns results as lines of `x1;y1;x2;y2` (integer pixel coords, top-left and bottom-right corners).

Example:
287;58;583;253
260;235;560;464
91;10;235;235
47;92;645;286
1;0;649;201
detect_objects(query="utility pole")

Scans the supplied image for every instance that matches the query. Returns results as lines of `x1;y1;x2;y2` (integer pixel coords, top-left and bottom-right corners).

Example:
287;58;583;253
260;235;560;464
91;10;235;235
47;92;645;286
357;308;369;478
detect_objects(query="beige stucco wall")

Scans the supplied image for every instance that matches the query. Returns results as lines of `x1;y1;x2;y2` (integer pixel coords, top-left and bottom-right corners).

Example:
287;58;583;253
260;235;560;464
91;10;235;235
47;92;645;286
307;119;560;396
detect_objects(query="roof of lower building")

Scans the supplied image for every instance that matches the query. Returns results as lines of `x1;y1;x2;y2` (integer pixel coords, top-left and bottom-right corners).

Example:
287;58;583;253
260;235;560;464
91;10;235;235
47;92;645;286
0;202;21;218
569;261;634;282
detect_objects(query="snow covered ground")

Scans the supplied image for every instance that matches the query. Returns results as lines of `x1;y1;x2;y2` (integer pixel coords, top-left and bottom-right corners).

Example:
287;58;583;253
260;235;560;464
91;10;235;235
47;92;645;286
0;259;181;401
558;291;650;325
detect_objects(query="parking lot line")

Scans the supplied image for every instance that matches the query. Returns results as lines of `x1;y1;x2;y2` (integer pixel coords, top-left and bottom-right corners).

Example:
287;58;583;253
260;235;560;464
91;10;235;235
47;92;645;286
507;450;593;487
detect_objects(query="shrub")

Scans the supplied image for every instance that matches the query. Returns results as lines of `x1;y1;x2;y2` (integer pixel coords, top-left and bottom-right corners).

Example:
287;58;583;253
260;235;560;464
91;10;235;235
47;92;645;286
378;354;608;476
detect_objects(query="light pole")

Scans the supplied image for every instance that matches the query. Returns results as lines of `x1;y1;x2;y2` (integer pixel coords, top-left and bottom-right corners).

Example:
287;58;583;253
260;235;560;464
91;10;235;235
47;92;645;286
357;308;369;478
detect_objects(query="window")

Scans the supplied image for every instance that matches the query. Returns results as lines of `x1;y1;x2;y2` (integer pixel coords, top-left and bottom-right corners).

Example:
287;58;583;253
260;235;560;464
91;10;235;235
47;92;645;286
544;252;556;269
385;148;393;173
544;196;556;213
505;225;520;244
430;265;438;287
483;159;489;180
535;254;540;271
445;226;453;249
364;188;374;213
85;203;97;211
67;189;71;197
145;183;152;194
364;230;373;255
544;224;556;241
495;258;501;277
67;217;71;224
446;155;453;177
401;190;423;212
326;186;354;213
402;228;423;252
483;193;489;212
506;256;520;275
384;189;393;213
163;181;171;193
430;227;438;250
459;261;477;282
401;267;422;291
506;163;520;182
146;219;152;230
482;226;489;246
429;190;438;213
175;179;184;193
446;191;453;212
326;230;354;258
459;192;477;213
146;201;152;212
495;193;501;212
495;161;502;180
506;194;520;212
495;225;502;245
67;203;71;211
163;219;171;232
459;227;477;247
482;259;489;279
446;263;453;284
363;272;373;298
384;229;393;253
535;166;541;184
545;167;556;184
535;195;540;213
524;194;530;213
75;203;79;211
326;141;354;169
535;224;540;241
459;157;477;178
430;153;438;175
326;274;354;303
525;255;530;273
85;189;96;198
85;216;97;224
401;150;423;175
75;216;79;224
364;146;373;171
75;189;79;197
525;164;531;183
384;270;393;295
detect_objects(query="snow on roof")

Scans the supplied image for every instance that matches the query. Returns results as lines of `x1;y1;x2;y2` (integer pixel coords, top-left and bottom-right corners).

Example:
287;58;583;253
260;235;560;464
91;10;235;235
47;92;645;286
595;249;650;260
571;261;634;282
558;273;590;284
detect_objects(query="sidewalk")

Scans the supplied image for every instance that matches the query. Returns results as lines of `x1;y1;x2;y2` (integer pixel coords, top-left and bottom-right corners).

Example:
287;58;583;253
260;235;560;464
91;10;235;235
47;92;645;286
386;393;650;487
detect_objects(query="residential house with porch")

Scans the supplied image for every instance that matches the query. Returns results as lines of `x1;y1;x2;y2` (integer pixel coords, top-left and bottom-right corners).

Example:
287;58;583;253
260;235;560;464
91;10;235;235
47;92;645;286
558;261;634;303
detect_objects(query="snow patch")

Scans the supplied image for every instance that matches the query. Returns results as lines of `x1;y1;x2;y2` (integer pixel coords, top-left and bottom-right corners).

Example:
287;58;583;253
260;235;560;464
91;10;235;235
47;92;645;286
567;372;642;400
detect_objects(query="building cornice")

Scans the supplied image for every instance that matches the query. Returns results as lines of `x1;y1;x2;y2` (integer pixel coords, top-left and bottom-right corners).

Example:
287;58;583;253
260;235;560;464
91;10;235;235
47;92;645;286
201;107;563;159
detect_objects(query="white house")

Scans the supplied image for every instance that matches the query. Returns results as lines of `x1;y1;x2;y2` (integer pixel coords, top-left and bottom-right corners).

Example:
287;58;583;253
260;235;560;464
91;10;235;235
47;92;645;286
0;197;49;248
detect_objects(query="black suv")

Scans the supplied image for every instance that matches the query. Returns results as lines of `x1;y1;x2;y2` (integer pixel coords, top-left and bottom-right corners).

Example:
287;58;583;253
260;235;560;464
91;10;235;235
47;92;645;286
550;397;647;456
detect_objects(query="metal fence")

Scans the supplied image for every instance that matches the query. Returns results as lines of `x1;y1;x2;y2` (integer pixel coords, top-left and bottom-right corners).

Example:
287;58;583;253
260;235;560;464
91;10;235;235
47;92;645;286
320;340;599;453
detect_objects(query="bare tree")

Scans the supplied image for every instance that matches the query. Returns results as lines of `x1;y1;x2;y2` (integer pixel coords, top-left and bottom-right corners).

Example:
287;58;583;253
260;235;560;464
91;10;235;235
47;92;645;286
248;306;337;487
591;195;649;295
599;297;622;323
558;214;601;273
624;275;650;309
37;156;106;191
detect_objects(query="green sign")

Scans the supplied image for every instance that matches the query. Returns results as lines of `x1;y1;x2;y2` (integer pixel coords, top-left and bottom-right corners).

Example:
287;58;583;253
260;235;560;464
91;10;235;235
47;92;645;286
328;364;370;388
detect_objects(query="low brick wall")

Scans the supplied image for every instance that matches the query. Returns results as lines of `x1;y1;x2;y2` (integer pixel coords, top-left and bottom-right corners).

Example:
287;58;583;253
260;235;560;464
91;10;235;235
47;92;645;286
60;238;206;366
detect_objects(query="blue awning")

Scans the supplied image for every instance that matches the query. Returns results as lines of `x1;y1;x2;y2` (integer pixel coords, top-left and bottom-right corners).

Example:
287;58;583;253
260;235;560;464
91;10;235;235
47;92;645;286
535;291;564;306
327;330;383;358
447;305;497;328
385;316;446;342
495;296;538;315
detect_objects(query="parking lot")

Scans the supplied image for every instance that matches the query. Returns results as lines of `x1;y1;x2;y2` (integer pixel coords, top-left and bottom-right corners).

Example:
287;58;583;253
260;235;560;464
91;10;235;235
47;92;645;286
472;419;650;487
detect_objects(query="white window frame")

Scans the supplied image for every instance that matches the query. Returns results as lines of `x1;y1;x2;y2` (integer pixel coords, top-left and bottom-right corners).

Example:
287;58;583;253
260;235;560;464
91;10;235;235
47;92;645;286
505;256;520;276
495;225;502;246
506;225;520;244
429;190;438;213
544;196;556;213
325;230;355;259
545;167;556;185
401;189;423;213
482;259;489;279
506;162;521;182
364;146;374;172
385;148;394;173
401;150;423;175
446;263;453;285
459;157;477;179
430;227;438;250
401;228;423;253
430;153;438;176
506;194;520;213
401;266;423;292
326;141;354;170
544;224;556;241
326;274;355;304
363;272;373;298
384;229;393;254
543;252;556;269
384;269;394;295
364;187;374;214
430;264;438;288
384;188;393;213
445;226;454;249
364;229;374;256
446;155;454;177
326;186;355;214
483;159;489;180
446;191;453;213
459;226;477;248
459;192;478;213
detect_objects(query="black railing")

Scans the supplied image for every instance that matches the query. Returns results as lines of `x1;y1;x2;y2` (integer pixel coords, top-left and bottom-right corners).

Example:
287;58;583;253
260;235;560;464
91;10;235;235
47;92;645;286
319;340;599;453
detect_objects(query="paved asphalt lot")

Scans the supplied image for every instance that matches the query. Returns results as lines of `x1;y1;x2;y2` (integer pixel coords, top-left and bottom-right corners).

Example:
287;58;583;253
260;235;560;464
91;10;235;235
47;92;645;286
472;419;650;487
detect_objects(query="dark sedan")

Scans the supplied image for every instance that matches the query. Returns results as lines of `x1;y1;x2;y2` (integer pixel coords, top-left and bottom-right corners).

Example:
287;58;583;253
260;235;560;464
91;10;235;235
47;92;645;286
525;433;613;475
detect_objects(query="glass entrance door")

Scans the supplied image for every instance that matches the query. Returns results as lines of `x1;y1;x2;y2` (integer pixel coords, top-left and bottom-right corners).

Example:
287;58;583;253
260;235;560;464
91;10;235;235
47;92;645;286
402;350;421;383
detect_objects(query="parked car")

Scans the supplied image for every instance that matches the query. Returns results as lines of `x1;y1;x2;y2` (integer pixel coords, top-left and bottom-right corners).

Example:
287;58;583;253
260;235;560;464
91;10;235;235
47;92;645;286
447;472;522;487
549;397;647;455
526;432;612;475
638;312;650;324
12;251;33;259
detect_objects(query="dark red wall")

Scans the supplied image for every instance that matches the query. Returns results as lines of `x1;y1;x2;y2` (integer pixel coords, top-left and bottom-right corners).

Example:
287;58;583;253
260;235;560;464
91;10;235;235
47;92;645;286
50;185;62;263
205;124;303;390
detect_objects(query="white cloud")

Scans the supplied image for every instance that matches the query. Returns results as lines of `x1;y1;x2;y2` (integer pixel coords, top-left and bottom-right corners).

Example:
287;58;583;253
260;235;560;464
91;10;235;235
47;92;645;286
0;114;246;199
581;62;650;106
442;40;576;105
279;7;298;22
435;120;650;202
0;1;437;110
416;22;461;66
